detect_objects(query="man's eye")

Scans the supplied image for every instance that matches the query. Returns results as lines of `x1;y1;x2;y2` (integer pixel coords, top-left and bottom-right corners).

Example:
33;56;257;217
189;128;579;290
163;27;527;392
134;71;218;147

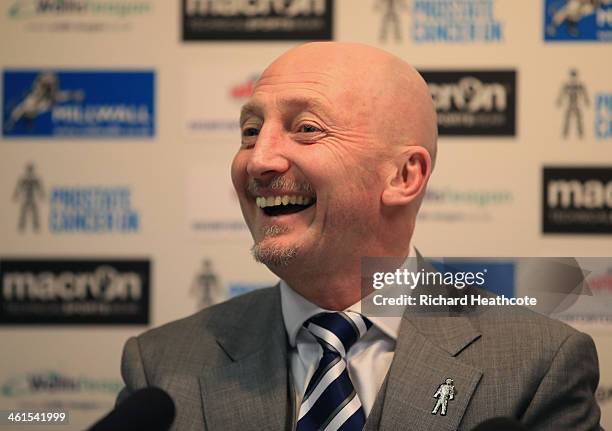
299;124;320;133
242;127;259;137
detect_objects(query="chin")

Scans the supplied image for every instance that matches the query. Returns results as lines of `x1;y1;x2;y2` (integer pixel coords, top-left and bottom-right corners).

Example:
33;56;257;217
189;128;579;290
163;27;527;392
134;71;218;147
251;240;300;268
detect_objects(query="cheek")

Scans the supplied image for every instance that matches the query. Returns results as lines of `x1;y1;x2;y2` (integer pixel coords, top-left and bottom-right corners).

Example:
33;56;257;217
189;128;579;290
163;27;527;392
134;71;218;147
324;181;381;227
318;195;380;251
230;153;247;192
311;137;384;184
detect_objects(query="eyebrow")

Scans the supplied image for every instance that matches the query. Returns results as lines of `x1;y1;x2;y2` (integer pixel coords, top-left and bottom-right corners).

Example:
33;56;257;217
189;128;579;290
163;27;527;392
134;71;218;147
239;96;332;126
239;103;261;126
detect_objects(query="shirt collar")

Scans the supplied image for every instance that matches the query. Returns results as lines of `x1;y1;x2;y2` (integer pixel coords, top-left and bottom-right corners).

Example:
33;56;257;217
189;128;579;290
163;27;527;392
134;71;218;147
280;281;326;347
280;250;414;346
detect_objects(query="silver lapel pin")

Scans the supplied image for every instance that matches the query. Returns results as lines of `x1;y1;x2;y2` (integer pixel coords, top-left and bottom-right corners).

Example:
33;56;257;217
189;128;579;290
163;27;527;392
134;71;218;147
431;378;455;416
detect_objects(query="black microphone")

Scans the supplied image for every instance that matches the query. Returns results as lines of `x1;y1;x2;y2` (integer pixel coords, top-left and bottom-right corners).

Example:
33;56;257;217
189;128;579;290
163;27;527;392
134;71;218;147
87;387;175;431
471;417;529;431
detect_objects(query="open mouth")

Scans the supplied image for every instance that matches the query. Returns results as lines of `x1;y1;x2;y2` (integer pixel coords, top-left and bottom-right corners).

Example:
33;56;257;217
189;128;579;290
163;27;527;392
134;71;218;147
256;195;316;217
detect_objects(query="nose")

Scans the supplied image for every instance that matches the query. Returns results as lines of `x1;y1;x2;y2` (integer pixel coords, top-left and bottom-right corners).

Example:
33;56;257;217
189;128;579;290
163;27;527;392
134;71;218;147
246;124;290;180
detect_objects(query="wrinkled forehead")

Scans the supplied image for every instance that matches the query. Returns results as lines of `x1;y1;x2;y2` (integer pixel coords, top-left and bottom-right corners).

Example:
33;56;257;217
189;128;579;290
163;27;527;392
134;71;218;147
255;69;340;101
260;44;357;83
241;67;360;123
241;50;382;122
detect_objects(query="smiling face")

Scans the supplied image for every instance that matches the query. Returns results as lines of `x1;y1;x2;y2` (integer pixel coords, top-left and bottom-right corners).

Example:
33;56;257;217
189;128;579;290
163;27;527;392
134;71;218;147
232;55;386;273
231;43;437;288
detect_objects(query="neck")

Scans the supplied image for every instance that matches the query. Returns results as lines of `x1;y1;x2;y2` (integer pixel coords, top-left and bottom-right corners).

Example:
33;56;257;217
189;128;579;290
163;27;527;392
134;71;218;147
276;242;412;311
288;270;363;311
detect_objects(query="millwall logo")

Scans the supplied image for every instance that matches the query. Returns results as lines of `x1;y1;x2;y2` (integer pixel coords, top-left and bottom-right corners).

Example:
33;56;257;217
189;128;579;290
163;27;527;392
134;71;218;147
431;378;455;416
4;72;84;133
545;0;612;41
3;69;155;138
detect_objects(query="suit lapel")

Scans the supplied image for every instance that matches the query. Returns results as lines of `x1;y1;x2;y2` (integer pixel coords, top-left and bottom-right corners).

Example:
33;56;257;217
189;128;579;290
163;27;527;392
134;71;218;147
198;264;485;430
198;287;293;430
365;250;485;430
364;374;389;431
377;314;483;431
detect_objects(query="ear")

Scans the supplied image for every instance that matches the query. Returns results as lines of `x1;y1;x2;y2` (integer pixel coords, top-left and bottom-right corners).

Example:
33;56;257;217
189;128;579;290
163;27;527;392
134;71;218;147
381;146;432;207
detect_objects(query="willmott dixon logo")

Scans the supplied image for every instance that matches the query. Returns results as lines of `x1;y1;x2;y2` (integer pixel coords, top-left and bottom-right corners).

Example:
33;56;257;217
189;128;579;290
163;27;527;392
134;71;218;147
7;0;152;19
1;371;121;398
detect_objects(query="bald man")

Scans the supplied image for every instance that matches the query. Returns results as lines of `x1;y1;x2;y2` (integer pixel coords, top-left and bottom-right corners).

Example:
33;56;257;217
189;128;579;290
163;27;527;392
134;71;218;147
117;43;602;430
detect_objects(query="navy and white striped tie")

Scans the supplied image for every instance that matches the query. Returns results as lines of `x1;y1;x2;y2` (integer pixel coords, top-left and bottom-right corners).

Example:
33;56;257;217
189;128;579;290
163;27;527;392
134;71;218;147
297;311;373;431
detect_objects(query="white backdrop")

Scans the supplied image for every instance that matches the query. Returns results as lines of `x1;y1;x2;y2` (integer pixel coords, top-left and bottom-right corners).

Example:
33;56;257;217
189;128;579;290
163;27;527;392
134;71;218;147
1;1;611;429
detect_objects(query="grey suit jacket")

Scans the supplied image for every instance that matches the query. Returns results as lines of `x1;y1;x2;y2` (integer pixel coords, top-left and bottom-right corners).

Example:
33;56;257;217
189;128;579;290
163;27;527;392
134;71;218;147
118;286;602;430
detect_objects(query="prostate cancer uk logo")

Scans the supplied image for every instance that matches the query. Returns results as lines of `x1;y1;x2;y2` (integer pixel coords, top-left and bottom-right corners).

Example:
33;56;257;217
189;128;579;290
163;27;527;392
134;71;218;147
12;163;140;234
545;0;612;41
410;0;503;43
2;70;155;138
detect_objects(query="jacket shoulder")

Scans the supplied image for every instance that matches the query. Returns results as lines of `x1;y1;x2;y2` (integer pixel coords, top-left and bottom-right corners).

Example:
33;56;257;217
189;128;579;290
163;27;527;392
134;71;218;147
134;286;279;371
466;303;597;390
475;303;584;347
459;303;601;429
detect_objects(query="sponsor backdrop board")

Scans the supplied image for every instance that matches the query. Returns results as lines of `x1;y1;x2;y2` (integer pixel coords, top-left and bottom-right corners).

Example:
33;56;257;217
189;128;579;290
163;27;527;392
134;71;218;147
1;0;611;429
421;70;517;136
3;70;155;138
182;0;334;40
0;259;150;324
543;167;612;234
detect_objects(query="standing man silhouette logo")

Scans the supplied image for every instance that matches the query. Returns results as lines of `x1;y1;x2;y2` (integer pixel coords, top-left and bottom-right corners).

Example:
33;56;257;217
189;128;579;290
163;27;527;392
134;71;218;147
191;259;224;309
13;163;45;233
375;0;407;42
432;378;455;416
557;69;590;139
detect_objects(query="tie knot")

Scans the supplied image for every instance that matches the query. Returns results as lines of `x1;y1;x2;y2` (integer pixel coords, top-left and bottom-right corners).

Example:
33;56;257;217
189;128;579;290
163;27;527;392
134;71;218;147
303;311;372;358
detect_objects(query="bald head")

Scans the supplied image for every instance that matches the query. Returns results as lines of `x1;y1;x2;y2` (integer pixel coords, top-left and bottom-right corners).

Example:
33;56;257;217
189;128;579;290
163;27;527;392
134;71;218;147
257;42;438;165
234;42;435;296
233;42;437;306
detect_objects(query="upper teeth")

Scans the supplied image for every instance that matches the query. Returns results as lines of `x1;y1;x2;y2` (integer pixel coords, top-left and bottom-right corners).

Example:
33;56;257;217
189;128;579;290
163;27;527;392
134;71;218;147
256;195;312;208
